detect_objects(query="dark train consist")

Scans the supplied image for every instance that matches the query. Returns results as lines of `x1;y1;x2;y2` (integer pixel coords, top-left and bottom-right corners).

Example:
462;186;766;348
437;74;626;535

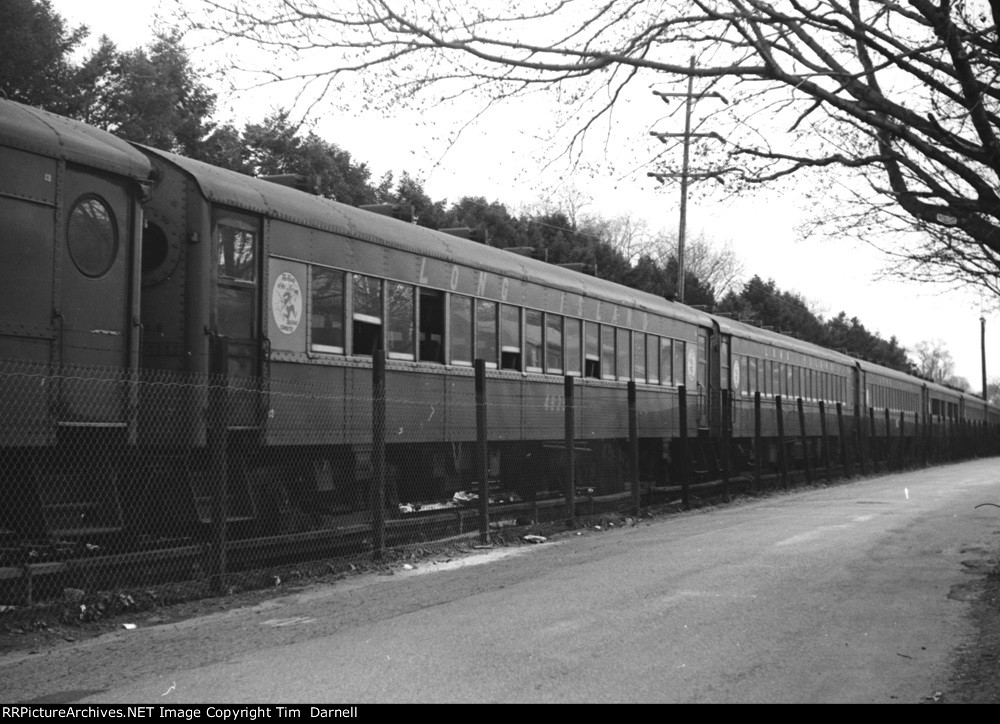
1;98;998;544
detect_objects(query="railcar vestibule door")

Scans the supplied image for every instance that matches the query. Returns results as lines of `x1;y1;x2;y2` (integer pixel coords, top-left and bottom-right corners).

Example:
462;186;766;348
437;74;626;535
709;329;731;436
213;209;262;427
57;166;137;422
695;328;710;429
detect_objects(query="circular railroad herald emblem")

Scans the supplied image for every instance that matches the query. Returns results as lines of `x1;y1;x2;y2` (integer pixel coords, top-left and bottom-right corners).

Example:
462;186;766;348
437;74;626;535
272;272;302;334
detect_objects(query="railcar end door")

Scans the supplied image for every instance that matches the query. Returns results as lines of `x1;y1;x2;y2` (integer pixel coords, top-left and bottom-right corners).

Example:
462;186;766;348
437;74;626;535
56;166;137;423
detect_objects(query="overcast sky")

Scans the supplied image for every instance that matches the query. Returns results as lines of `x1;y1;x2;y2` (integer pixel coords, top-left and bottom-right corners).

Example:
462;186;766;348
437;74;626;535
49;0;997;388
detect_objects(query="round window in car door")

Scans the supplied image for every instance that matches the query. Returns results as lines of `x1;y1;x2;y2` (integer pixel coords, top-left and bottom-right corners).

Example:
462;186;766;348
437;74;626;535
67;195;118;278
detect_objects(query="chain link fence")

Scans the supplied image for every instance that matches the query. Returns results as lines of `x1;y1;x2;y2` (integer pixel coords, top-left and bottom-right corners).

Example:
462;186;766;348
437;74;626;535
1;356;998;616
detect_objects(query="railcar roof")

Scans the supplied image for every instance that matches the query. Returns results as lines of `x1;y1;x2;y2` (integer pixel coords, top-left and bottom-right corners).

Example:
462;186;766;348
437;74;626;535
139;145;714;327
713;315;855;367
924;378;969;399
855;358;929;388
857;359;983;402
857;357;969;400
0;100;151;179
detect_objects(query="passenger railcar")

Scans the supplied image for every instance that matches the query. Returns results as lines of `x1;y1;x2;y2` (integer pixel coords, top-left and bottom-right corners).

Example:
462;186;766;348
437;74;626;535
136;146;720;527
719;316;857;473
925;379;983;455
857;360;926;420
855;359;935;464
0;100;151;539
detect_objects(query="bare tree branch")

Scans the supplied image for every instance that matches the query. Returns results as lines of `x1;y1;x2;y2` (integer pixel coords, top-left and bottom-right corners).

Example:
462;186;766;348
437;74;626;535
182;0;1000;299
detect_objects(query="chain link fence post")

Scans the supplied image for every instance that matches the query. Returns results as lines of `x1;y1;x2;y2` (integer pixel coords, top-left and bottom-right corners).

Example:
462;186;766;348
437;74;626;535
819;400;831;480
870;406;879;472
754;391;762;491
898;410;905;469
837;402;849;477
775;395;788;489
628;381;640;517
371;350;387;559
678;384;690;508
564;375;576;527
208;336;229;594
475;360;489;545
721;389;731;501
887;407;893;467
797;397;811;484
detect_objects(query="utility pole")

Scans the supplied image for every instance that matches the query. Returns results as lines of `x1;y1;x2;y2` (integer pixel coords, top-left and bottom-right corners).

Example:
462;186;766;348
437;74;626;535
647;55;728;305
676;61;694;305
982;316;988;402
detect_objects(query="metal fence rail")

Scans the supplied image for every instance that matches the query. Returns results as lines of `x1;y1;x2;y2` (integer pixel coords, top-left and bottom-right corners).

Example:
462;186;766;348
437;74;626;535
1;355;997;611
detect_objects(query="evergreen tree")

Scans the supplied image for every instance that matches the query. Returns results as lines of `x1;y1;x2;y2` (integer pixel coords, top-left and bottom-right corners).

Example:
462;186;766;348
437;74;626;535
241;112;378;206
0;0;85;112
68;33;217;154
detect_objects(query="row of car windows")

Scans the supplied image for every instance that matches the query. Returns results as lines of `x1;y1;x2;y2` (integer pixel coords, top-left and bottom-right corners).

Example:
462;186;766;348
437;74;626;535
930;398;960;419
732;357;960;419
733;354;848;404
867;383;922;414
309;266;698;385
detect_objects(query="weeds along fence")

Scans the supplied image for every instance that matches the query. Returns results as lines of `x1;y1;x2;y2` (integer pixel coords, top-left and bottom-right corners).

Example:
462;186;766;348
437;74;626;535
1;352;998;609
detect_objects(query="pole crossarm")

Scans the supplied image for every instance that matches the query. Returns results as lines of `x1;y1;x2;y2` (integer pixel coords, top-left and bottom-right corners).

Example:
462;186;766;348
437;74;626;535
654;90;729;104
650;130;726;143
647;170;737;183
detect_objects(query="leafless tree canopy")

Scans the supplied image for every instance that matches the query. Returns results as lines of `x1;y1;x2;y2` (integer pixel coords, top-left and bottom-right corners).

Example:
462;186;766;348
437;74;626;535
911;337;957;382
655;231;746;299
531;189;745;295
187;1;1000;300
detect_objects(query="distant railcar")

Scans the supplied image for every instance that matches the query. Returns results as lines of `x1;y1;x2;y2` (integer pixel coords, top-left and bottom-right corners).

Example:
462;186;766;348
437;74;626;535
718;316;856;471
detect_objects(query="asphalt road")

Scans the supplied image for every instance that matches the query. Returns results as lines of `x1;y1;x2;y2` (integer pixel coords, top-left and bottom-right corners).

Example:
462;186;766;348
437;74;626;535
3;459;998;703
